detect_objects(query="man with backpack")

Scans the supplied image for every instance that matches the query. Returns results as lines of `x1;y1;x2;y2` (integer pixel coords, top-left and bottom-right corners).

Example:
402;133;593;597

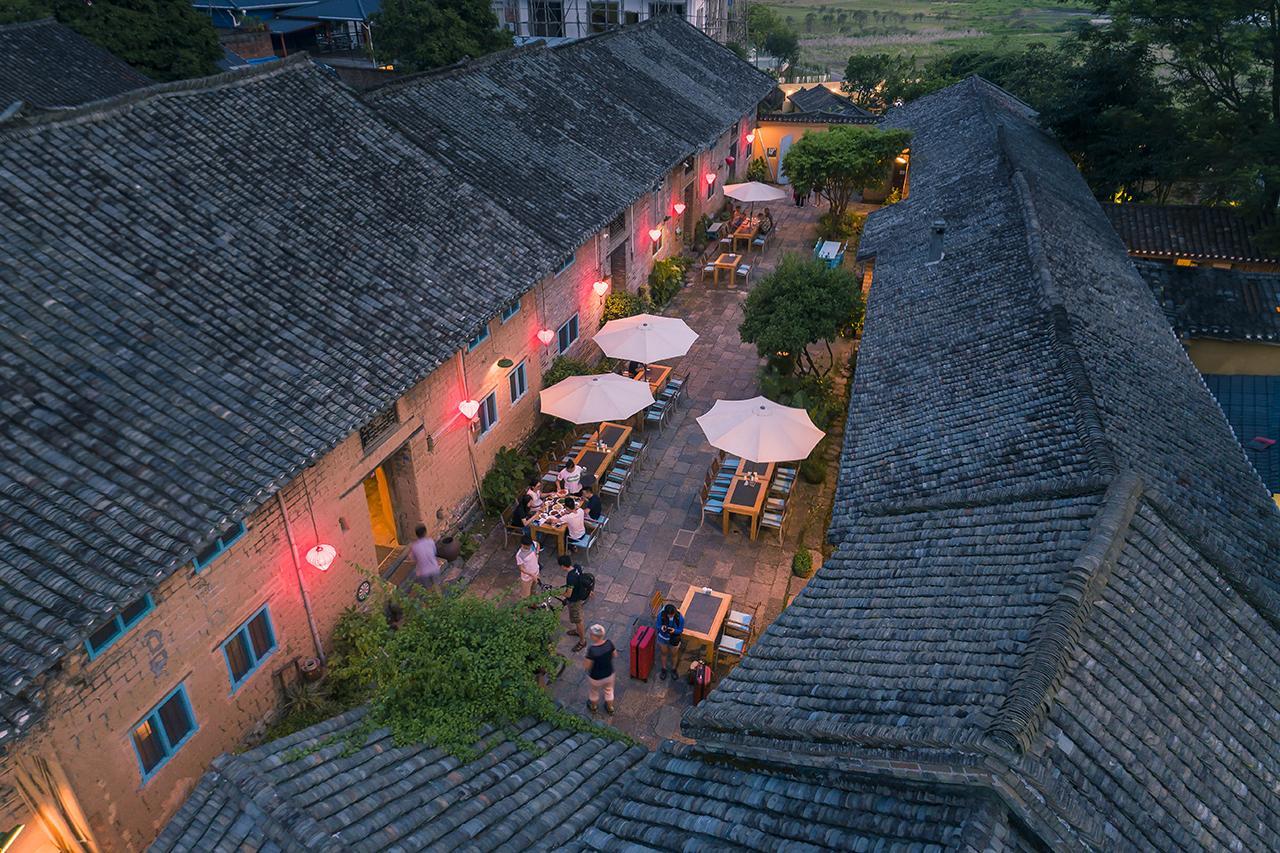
557;554;594;652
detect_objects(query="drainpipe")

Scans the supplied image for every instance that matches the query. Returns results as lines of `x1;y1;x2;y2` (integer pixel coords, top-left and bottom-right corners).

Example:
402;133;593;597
456;351;486;503
277;491;326;662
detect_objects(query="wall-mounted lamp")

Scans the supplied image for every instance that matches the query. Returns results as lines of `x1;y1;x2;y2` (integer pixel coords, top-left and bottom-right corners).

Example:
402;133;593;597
305;543;337;572
593;280;609;296
648;227;662;242
745;131;755;145
458;399;480;419
705;173;716;186
537;328;555;346
673;202;686;216
497;357;514;368
725;156;735;166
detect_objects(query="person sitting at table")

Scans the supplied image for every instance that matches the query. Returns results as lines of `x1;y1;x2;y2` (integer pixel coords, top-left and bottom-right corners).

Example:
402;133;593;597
655;603;684;681
526;476;545;511
761;208;774;233
558;459;583;495
581;484;604;524
511;493;533;534
561;497;590;549
627;360;645;380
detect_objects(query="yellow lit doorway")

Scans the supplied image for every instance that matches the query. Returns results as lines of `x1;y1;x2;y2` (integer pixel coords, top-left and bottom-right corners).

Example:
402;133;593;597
363;465;399;565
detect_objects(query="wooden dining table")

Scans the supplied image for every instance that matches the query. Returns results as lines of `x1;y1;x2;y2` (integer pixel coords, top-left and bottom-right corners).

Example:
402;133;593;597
679;586;733;668
731;220;760;252
530;499;571;555
712;252;741;287
573;420;632;482
722;459;776;539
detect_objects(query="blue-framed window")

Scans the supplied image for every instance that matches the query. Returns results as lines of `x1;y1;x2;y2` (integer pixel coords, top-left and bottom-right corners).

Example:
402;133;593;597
468;323;491;350
478;391;499;436
557;254;575;274
222;604;277;692
85;594;154;660
131;683;197;782
557;314;579;354
501;298;521;322
508;360;528;403
193;520;246;572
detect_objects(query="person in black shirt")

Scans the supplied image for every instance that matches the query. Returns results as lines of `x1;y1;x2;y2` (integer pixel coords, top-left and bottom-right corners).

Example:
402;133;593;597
581;484;604;524
558;554;591;651
582;624;616;714
511;493;533;533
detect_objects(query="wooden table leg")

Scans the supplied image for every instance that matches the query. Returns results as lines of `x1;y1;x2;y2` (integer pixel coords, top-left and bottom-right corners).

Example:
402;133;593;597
750;511;759;540
722;506;730;536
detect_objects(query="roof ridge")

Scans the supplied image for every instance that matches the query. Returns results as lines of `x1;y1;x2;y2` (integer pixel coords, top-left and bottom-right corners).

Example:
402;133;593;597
985;471;1144;752
0;53;315;137
0;16;57;32
361;41;549;94
211;753;342;851
855;476;1109;520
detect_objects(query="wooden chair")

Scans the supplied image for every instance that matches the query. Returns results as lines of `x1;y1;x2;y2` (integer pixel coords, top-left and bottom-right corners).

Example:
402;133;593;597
498;506;526;547
697;470;725;529
758;494;790;545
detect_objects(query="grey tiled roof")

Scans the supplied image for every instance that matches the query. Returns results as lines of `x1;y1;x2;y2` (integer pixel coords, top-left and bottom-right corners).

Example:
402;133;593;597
364;16;775;254
1203;374;1280;494
150;708;647;852
1135;259;1280;343
787;84;873;118
1104;202;1279;264
0;18;151;109
680;77;1280;848
0;19;768;748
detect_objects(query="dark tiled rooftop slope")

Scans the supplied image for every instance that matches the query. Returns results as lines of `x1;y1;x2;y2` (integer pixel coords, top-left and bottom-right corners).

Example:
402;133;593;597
0;18;769;746
150;709;646;852
1136;259;1280;343
682;78;1280;848
365;17;774;254
788;84;874;118
0;18;150;109
694;494;1102;739
1104;203;1279;264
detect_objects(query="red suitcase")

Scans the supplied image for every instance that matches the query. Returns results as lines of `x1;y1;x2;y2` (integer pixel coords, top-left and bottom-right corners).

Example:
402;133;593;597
690;661;713;705
630;626;655;681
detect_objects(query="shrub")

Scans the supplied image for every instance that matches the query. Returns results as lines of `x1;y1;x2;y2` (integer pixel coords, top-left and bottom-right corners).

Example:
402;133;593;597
325;591;628;760
791;550;814;578
602;290;648;324
480;447;534;516
759;366;839;430
542;355;596;388
746;156;770;183
648;257;689;308
816;210;867;242
800;437;828;484
458;531;480;562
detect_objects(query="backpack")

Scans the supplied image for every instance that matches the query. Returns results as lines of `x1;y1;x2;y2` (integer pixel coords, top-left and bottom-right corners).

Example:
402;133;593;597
578;571;595;598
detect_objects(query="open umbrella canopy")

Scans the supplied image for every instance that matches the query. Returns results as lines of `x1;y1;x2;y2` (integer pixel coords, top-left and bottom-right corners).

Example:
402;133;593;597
696;396;826;463
540;373;655;424
594;313;698;363
722;181;788;204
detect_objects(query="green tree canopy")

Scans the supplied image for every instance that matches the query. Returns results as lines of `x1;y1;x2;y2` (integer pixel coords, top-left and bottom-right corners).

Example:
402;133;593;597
745;4;781;52
840;52;916;112
782;124;912;220
739;254;863;376
0;0;221;80
372;0;511;73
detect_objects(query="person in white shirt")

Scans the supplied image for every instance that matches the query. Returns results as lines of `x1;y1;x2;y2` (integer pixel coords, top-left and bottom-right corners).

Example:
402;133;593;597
410;525;442;592
525;477;544;511
557;460;583;495
515;534;541;598
561;498;588;547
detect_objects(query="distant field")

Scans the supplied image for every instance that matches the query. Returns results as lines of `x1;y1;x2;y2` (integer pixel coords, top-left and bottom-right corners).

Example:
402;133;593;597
765;0;1099;76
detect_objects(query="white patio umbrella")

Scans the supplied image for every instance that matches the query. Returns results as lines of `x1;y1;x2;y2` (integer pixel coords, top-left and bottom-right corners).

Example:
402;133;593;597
722;181;788;204
540;373;655;424
696;396;826;463
594;313;698;364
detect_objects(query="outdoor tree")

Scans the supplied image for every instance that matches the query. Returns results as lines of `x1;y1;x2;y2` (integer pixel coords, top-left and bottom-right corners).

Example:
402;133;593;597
840;52;916;111
0;0;221;80
782;125;912;221
739;254;863;377
372;0;512;73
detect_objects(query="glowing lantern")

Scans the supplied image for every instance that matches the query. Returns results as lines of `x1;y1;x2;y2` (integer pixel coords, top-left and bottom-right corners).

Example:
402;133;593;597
593;280;609;296
705;173;716;186
306;543;337;572
673;202;686;216
648;227;662;242
725;156;735;165
745;131;755;144
458;399;480;419
537;328;555;346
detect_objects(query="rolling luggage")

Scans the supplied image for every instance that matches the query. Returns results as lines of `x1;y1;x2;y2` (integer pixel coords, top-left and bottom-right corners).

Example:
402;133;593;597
630;626;655;681
690;661;713;705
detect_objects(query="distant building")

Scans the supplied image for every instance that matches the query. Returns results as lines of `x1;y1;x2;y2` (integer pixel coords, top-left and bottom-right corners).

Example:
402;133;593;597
0;18;150;110
491;0;739;44
1105;202;1280;273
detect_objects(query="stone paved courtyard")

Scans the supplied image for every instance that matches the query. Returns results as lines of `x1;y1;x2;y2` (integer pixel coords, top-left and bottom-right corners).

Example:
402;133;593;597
450;201;870;748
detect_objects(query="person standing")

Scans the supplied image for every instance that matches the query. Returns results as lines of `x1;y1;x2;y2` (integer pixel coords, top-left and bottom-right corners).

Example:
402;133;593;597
558;554;592;652
410;525;442;593
655;603;684;680
558;459;583;496
583;624;616;715
515;534;541;598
